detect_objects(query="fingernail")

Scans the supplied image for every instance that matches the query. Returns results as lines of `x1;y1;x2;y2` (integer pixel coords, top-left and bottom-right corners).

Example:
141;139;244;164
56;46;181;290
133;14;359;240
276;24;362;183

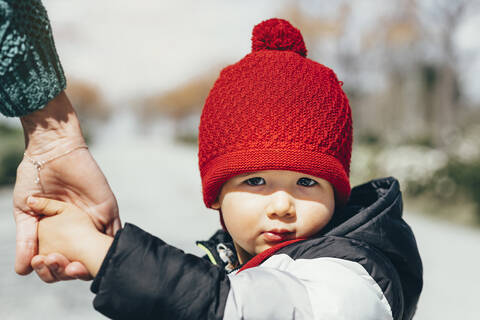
27;196;37;205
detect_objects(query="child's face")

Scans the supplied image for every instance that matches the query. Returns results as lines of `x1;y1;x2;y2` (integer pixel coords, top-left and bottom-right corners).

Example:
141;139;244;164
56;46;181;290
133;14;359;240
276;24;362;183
211;170;335;263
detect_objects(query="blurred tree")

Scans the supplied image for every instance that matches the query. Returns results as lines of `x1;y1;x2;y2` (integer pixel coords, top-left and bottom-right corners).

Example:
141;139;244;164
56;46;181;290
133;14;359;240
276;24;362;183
362;0;476;147
65;78;111;143
279;2;349;41
424;0;473;147
65;78;111;120
279;0;478;149
141;70;219;142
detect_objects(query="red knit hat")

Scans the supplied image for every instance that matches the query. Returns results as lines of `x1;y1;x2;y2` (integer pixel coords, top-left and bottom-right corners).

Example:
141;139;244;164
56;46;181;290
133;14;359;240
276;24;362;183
198;18;352;208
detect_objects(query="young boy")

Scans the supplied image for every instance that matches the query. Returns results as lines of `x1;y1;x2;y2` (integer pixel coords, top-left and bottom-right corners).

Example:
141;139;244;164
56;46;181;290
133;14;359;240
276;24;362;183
30;18;423;320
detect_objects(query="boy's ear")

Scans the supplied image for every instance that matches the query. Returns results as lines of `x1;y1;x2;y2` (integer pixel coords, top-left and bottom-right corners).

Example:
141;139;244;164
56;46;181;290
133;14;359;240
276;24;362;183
211;199;220;210
212;197;221;210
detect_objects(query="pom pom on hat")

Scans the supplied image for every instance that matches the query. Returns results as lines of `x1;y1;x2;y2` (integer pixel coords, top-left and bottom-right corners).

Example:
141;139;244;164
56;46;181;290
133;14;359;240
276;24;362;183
251;18;307;57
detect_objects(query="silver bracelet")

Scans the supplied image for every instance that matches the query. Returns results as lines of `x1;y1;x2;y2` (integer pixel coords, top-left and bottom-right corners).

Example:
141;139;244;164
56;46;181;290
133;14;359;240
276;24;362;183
24;145;89;184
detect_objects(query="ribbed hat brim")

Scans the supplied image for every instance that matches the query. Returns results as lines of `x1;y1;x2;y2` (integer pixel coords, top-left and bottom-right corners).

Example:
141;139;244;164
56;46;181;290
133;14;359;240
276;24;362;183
201;148;351;208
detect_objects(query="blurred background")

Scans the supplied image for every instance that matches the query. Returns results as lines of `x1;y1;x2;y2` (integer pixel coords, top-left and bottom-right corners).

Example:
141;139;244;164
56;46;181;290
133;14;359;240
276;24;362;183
1;0;480;319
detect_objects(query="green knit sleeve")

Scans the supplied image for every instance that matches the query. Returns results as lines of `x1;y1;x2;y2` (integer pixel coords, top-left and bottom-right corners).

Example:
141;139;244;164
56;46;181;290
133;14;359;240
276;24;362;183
0;0;66;117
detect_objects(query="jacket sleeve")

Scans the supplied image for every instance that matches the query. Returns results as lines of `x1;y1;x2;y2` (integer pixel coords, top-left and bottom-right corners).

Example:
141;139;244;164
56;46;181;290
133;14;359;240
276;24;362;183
224;255;393;320
90;223;231;320
0;0;66;117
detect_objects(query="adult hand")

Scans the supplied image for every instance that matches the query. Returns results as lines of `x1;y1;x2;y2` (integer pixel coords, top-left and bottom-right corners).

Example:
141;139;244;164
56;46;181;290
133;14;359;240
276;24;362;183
14;91;121;282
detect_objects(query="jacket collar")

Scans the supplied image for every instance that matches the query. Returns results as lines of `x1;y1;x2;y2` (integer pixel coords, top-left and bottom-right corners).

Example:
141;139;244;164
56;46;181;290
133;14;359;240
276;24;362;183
198;177;422;283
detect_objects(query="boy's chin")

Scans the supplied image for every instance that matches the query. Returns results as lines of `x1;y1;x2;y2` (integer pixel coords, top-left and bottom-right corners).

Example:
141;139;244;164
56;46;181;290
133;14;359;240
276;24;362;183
255;243;276;254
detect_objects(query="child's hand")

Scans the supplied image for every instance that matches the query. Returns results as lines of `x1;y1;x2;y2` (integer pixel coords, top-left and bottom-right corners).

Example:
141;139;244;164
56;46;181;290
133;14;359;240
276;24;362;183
28;197;113;277
30;197;96;257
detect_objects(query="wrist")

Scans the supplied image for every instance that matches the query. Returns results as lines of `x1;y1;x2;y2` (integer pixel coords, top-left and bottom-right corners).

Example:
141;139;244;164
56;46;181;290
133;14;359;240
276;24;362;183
20;91;86;157
75;231;113;277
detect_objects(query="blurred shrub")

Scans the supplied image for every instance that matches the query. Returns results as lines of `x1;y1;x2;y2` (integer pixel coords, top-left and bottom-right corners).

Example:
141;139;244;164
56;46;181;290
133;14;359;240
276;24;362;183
434;159;480;220
375;145;448;190
356;131;381;146
174;132;198;145
0;122;19;135
404;135;435;148
0;123;23;186
351;132;480;225
0;148;22;186
403;156;480;224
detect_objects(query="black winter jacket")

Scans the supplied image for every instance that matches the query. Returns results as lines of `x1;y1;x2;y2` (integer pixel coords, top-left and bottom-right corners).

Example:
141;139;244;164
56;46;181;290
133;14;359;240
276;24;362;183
90;177;423;319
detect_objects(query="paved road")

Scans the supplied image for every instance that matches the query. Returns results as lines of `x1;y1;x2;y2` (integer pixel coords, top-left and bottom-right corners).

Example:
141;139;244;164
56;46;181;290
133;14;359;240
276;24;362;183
1;132;479;319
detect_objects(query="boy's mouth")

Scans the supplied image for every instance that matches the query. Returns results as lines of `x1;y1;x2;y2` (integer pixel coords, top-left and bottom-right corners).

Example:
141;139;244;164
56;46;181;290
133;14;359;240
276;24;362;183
262;229;294;242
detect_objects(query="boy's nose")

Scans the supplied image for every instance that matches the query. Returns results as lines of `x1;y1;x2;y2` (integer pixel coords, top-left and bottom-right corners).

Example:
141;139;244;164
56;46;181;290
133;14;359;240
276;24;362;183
266;191;296;219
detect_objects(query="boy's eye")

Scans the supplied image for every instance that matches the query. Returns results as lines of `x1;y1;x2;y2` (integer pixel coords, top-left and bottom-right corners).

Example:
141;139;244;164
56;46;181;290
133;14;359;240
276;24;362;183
297;177;317;187
244;177;317;187
244;177;265;186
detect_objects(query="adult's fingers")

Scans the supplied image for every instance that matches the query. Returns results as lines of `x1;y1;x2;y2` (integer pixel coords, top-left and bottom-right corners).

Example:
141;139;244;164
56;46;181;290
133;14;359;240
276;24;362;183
14;211;37;275
32;254;90;282
45;253;76;281
27;196;67;216
31;255;58;283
